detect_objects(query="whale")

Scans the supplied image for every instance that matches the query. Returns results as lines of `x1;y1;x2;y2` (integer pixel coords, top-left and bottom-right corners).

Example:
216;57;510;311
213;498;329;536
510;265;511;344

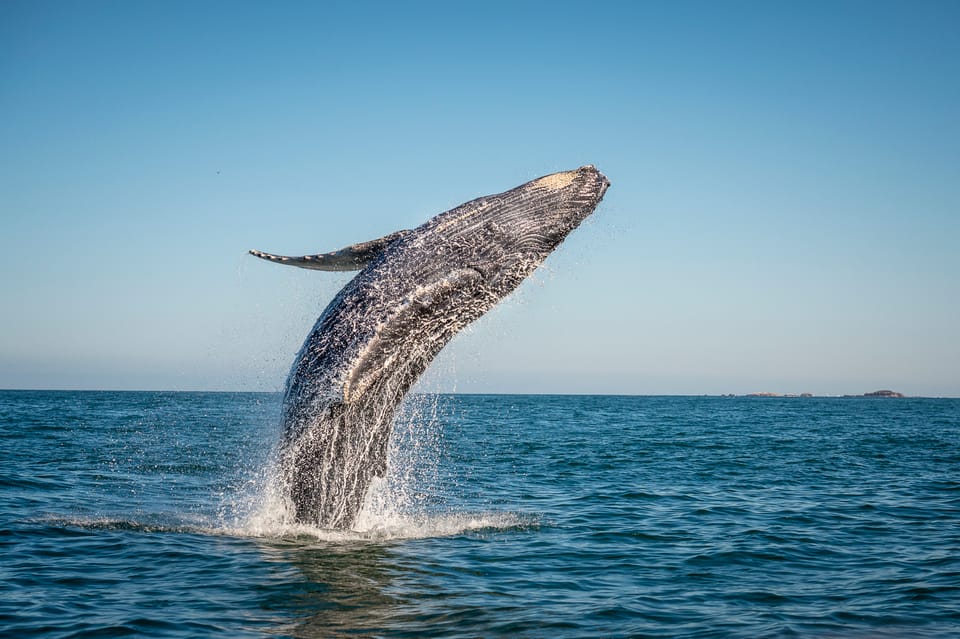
251;165;610;529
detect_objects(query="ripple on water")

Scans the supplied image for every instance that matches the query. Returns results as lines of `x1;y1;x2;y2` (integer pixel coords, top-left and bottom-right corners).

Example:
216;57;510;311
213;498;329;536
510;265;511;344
2;393;959;638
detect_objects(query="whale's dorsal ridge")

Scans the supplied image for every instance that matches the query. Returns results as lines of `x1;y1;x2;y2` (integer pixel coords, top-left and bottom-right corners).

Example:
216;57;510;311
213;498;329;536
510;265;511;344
249;229;410;272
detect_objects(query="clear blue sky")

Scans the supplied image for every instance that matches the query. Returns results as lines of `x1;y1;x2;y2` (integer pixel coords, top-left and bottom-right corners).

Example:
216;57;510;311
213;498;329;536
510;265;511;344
2;1;958;396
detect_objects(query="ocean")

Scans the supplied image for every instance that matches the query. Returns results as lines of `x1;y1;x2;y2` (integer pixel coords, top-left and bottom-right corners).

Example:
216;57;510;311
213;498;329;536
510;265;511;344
1;391;958;638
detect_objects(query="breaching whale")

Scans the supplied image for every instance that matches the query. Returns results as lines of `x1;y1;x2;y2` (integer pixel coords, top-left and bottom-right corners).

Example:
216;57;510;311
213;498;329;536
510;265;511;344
251;165;610;529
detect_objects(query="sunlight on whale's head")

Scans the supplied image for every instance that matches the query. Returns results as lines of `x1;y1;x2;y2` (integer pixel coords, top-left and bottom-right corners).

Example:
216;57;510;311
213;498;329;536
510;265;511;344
421;165;610;294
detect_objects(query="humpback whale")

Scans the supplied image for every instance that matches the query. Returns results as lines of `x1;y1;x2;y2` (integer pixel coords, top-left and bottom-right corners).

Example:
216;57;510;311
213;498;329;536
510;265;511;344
251;165;610;529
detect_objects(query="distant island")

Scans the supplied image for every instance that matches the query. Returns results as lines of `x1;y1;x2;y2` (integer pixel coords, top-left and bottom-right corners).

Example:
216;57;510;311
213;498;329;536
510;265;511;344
733;390;906;398
848;389;905;398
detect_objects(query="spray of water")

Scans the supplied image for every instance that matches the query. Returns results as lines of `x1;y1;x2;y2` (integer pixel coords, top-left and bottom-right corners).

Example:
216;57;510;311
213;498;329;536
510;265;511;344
220;392;532;542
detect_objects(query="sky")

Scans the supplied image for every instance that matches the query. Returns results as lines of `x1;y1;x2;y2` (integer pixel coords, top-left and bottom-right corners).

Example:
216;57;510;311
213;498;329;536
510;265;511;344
1;0;958;396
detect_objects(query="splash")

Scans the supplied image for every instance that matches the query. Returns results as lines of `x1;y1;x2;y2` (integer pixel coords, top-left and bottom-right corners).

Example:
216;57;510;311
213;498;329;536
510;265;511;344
220;394;534;542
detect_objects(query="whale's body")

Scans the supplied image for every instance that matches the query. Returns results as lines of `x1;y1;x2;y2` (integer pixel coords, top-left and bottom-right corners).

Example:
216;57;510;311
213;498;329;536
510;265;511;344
251;166;610;529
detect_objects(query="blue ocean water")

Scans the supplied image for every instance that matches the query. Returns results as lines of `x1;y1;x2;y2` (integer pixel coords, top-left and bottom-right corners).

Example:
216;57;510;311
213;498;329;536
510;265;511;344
1;391;958;638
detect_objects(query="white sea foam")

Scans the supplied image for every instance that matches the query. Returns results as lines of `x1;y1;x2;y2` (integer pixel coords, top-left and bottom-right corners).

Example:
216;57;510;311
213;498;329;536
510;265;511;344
37;505;533;543
214;470;530;541
230;508;533;543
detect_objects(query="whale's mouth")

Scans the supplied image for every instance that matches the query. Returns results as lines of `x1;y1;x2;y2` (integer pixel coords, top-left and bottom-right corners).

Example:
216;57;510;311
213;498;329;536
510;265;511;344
578;165;611;205
596;171;611;198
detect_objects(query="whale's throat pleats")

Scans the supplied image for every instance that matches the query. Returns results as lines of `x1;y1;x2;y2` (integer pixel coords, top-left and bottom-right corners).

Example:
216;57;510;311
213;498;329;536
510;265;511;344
342;268;485;404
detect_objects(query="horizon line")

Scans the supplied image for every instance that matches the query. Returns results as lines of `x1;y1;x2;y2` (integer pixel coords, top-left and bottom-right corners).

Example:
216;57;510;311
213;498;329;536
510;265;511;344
0;388;956;399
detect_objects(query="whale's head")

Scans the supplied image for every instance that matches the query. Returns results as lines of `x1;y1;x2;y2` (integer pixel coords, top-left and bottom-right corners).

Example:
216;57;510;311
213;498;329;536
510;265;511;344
497;164;611;249
419;165;610;295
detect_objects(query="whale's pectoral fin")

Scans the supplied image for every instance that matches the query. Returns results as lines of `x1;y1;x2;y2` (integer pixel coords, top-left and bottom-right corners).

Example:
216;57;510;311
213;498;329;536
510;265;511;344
249;230;410;271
